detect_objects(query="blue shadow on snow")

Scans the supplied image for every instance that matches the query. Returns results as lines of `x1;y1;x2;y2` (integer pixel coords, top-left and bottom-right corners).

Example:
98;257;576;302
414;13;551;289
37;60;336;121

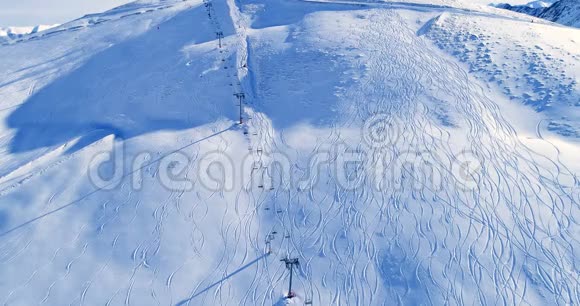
6;3;236;153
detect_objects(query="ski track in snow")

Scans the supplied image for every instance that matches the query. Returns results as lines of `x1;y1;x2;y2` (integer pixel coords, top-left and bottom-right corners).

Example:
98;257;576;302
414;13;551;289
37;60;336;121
235;0;578;304
0;0;578;305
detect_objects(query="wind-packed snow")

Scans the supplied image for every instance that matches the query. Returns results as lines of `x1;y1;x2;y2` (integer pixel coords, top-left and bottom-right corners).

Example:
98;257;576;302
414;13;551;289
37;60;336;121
422;12;580;137
0;0;578;305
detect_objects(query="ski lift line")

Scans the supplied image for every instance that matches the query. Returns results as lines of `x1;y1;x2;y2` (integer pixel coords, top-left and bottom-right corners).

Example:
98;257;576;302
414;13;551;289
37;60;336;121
216;31;224;48
224;0;314;297
204;0;310;300
204;0;247;127
280;257;300;299
246;144;303;297
0;125;235;238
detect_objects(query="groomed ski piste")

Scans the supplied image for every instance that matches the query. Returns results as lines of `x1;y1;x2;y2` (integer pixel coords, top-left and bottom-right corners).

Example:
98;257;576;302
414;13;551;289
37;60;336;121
0;0;578;305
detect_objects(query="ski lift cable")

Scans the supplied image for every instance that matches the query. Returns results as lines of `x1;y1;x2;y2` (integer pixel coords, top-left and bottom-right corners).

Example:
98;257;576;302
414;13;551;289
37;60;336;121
0;126;235;238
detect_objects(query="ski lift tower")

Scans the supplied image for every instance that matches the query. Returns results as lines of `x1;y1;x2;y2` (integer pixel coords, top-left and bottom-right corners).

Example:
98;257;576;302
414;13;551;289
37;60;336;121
216;31;224;48
234;92;245;124
280;257;299;298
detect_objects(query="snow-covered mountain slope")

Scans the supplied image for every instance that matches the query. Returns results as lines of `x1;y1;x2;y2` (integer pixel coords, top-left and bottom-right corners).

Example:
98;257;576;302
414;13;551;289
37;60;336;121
0;0;578;305
422;12;580;137
495;0;556;10
497;0;580;27
494;2;546;16
527;0;557;8
539;0;580;27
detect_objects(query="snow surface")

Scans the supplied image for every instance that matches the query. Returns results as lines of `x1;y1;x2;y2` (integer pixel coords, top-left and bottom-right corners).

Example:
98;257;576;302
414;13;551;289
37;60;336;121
0;0;578;305
422;11;580;137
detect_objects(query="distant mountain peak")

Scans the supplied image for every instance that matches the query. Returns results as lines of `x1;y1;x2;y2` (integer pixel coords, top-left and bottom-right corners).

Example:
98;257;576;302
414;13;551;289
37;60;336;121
539;0;580;27
495;0;580;27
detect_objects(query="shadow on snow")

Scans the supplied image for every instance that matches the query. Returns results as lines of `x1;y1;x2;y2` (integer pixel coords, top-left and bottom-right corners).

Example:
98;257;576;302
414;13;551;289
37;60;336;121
6;3;237;153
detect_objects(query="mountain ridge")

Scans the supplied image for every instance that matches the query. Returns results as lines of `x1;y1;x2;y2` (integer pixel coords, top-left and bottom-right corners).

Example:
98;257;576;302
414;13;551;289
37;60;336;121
0;0;578;305
496;0;580;27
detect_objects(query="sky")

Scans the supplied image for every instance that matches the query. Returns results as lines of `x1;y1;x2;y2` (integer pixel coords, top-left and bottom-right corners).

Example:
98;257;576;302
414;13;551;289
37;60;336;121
0;0;548;27
0;0;133;27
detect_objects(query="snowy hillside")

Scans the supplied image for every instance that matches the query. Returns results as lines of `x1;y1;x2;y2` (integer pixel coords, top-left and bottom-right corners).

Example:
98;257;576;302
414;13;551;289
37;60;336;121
423;11;580;137
0;0;578;305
